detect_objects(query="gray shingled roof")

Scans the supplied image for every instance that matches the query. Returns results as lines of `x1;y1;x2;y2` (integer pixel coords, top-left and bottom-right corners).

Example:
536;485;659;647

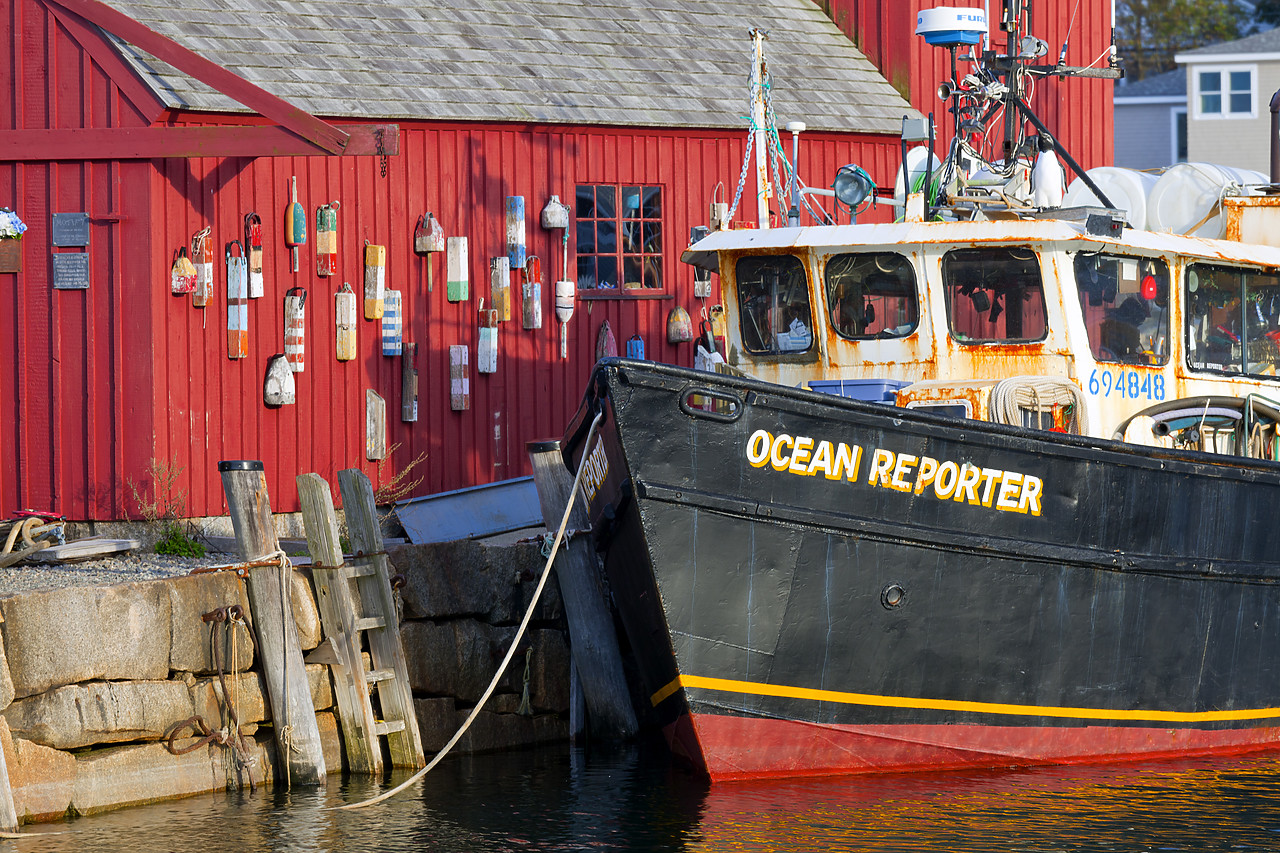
1180;26;1280;58
1114;68;1185;99
101;0;915;134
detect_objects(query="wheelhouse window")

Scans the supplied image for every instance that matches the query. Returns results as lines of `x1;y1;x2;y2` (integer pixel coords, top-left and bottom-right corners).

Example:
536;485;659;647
942;247;1047;343
824;253;918;340
736;254;813;355
1186;263;1280;377
1195;66;1255;119
576;184;663;292
1074;253;1170;365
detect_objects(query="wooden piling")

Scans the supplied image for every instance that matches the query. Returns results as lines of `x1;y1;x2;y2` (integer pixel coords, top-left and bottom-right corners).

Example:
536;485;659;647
217;460;327;787
527;441;638;740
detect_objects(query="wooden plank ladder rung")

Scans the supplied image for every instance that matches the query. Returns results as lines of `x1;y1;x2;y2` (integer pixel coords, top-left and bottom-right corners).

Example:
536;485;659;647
374;719;406;736
297;469;427;776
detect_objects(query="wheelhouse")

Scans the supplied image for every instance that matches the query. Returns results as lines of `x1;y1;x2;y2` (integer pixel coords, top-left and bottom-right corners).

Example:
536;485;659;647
683;216;1280;456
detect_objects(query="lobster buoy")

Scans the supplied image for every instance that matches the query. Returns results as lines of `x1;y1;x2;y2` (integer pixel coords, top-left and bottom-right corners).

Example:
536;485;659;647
285;176;305;273
522;256;542;330
316;201;338;277
414;212;445;291
506;196;526;269
490;257;511;322
226;240;248;359
335;283;357;362
449;344;470;411
382;289;402;356
245;212;264;298
284;286;306;373
171;247;196;295
364;242;385;319
192;226;213;308
477;299;498;374
596;319;618;361
264;354;295;407
447;236;468;302
554;279;575;359
667;305;693;343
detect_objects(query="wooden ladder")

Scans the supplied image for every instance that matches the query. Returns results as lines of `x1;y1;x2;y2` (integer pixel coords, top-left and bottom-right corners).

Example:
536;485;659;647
297;469;426;774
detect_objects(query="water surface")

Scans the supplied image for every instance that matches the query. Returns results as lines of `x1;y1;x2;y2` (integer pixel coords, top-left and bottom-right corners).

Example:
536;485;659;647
14;740;1280;851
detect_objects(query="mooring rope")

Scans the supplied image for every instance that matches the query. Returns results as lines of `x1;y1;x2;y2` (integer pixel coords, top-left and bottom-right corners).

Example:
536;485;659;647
333;409;606;811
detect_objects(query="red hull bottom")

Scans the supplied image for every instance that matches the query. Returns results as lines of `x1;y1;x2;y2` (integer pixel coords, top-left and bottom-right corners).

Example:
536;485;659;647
665;712;1280;782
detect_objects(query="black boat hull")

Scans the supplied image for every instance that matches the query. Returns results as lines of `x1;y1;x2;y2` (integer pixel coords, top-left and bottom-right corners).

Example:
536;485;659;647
565;360;1280;781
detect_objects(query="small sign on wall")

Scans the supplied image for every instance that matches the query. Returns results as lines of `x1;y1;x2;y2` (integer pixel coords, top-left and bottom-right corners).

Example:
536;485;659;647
52;253;90;290
51;213;90;247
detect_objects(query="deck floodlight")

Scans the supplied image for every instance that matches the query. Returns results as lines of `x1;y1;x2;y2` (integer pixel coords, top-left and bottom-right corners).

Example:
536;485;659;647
832;164;874;212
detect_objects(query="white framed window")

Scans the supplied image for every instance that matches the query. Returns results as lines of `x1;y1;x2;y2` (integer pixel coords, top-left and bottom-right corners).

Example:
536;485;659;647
1194;64;1256;119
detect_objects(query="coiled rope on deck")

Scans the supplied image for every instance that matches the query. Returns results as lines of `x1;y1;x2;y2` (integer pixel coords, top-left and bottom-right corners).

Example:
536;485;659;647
333;409;606;811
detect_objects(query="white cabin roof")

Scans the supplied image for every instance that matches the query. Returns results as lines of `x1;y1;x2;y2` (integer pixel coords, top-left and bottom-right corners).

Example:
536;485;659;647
682;218;1280;271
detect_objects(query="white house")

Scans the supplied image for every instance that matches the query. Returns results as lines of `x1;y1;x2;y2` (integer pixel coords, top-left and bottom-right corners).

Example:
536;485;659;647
1176;27;1280;174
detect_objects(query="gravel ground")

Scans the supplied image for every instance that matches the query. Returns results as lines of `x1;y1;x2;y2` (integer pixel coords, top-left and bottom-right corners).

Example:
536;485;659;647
0;548;240;599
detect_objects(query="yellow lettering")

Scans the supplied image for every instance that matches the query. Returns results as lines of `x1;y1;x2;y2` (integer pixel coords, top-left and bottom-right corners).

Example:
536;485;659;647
832;443;862;481
867;448;895;487
914;457;939;495
770;434;794;471
807;440;834;478
1019;475;1043;516
996;472;1022;510
789;436;814;475
979;467;1003;507
933;460;959;499
890;454;918;492
954;463;982;504
746;430;772;468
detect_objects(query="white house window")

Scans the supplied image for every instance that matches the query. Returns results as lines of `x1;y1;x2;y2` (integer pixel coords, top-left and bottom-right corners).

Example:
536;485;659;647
1196;66;1255;118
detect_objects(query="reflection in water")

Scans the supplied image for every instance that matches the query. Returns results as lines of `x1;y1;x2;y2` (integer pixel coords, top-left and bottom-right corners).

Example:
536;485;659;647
11;740;1280;852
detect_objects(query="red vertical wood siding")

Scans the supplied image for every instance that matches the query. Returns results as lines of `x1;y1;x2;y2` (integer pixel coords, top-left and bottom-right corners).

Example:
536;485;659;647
0;0;917;521
1;0;158;521
146;118;901;517
824;0;1114;171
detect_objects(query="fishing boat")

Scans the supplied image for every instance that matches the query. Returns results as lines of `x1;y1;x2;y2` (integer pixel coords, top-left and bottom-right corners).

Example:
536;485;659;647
558;5;1280;781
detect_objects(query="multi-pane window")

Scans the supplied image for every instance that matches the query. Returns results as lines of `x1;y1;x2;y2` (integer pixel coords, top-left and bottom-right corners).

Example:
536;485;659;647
1197;66;1254;118
576;185;663;292
1186;263;1280;377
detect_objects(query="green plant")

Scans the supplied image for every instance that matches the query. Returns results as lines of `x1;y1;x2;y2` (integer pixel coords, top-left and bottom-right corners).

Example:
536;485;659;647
155;521;205;558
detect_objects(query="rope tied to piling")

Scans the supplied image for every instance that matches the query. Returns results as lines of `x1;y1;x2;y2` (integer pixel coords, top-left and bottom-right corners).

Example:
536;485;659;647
333;409;607;811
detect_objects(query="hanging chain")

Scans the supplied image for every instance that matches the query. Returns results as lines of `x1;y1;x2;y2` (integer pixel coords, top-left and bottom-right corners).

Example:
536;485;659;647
375;127;388;178
728;35;832;225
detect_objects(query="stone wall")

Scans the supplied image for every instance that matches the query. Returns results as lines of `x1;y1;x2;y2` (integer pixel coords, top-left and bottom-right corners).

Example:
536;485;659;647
0;569;335;823
390;539;571;753
0;539;572;825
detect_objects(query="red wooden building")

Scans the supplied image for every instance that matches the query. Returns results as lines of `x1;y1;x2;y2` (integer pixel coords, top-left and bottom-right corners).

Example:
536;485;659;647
0;0;1113;522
